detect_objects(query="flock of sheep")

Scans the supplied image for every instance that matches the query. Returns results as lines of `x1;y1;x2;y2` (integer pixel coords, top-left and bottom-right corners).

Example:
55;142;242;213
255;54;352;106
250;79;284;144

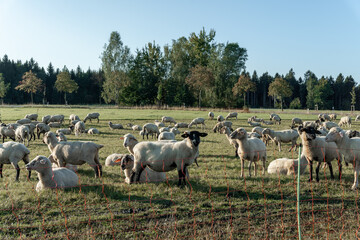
2;110;360;193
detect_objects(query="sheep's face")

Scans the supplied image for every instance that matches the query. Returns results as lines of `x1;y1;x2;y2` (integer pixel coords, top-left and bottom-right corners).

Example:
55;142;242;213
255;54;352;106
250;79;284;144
181;131;207;147
26;156;50;171
261;128;270;135
230;128;247;140
297;126;321;141
123;134;136;148
119;155;134;170
348;130;360;138
325;127;344;142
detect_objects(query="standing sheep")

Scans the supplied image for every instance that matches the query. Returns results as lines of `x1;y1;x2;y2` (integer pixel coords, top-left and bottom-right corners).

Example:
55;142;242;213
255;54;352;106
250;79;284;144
84;112;100;123
225;112;238;120
220;126;239;157
188;117;206;129
74;121;86;136
161;116;176;126
142;123;160;139
338;116;351;128
15;125;30;146
208;112;214;120
25;114;38;121
217;115;225;122
42;115;51;124
69;114;80;124
262;128;298;152
0;125;15;143
36;123;50;139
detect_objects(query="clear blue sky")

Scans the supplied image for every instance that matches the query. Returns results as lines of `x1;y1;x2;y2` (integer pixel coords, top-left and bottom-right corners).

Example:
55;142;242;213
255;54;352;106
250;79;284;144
1;0;360;81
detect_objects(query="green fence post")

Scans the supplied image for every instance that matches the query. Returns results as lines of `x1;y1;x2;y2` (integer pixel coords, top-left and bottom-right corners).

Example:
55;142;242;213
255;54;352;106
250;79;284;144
297;146;302;240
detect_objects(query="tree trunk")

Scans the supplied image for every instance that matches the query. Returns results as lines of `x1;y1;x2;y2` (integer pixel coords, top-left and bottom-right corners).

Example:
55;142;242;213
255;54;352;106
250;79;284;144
198;90;202;109
281;97;283;111
30;92;33;105
64;92;67;105
243;93;246;108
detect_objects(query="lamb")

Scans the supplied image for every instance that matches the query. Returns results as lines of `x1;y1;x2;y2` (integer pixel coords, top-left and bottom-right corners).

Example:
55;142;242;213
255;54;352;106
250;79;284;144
83;112;100;123
130;131;207;186
0;141;31;181
229;128;267;177
23;123;36;141
298;126;341;182
117;154;166;184
142;123;160;139
56;127;73;135
208;112;214;120
174;122;189;128
217;115;225;122
25;114;38;121
225;112;238;120
220;126;239;157
36;123;50;139
87;128;100;134
69;114;80;123
188;117;206;129
26;155;78;192
49;115;65;124
212;121;233;133
267;157;308;176
291;118;303;127
262;128;299;152
108;121;124;130
338;116;352;128
74;121;86;136
154;120;165;127
16;118;31;125
43;131;103;177
158;132;175;141
42;115;51;124
269;113;281;124
0;125;15;143
123;133;139;155
161;116;176;125
15;125;30;146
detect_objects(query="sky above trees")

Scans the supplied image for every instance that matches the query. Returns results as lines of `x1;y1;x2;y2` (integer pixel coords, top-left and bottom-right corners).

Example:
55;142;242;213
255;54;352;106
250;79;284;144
1;0;360;81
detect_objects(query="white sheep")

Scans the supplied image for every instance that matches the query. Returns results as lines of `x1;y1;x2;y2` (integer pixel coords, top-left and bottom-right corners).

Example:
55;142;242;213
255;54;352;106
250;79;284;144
87;128;100;134
188;117;206;129
174;122;189;128
225;112;238;120
142;123;160;139
74;121;86;136
229;128;267;177
298;126;341;182
262;128;299;152
23;123;36;141
302;121;319;129
131;131;207;186
48;122;62;128
248;121;262;127
220;126;239;157
261;120;274;125
159;127;170;133
355;115;360;121
154;120;165;127
15;125;30;146
16;118;32;125
42;115;51;124
345;130;360;138
318;113;331;122
212;121;233;133
69;114;80;123
269;113;281;124
267;157;308;176
130;125;142;131
7;123;19;130
43;132;103;177
56;127;73;135
56;132;67;142
0;141;31;181
217;115;225;122
170;127;181;136
161;116;176;125
25;114;38;121
108;121;124;130
158;132;175;141
338;116;351;128
291;118;303;127
84;112;100;123
105;153;128;166
26;155;78;192
0;125;15;143
329;113;337;121
36;123;50;139
49;115;65;124
208;112;214;120
123;133;139;155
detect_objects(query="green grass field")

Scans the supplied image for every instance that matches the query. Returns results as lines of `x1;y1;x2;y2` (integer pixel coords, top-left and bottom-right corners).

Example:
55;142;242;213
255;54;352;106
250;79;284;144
0;106;359;239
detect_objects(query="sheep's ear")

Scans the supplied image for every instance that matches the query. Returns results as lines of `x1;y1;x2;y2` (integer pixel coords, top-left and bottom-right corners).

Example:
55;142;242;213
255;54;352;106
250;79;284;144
199;132;208;137
114;158;122;163
181;132;189;138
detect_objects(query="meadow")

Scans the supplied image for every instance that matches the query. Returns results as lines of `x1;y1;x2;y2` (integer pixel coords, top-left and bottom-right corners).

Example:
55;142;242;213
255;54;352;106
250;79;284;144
0;105;359;239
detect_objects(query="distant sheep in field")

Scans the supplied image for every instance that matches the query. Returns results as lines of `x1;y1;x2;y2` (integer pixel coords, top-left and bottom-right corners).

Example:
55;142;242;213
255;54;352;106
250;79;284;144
329;113;337;121
87;128;100;134
25;114;38;121
108;121;124;130
15;125;30;146
188;118;206;129
83;112;100;123
0;125;15;143
49;115;65;124
175;122;189;128
142;123;160;139
269;113;281;125
69;114;80;124
225;112;238;120
161;116;176;126
267;157;308;176
338;116;351;128
16;118;31;125
42;115;51;124
208;112;214;120
291;118;303;127
74;121;86;136
217;115;225;122
154;120;165;127
36;123;50;139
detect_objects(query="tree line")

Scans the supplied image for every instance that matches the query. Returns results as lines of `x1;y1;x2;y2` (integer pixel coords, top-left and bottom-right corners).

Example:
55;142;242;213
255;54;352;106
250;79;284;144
0;28;359;110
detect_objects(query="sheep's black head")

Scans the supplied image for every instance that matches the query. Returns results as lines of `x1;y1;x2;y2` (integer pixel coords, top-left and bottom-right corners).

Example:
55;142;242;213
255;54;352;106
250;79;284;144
114;155;133;170
298;126;321;141
181;131;207;147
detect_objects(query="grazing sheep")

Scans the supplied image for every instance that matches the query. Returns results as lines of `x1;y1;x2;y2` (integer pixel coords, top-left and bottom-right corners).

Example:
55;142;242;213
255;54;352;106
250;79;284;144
0;125;15;143
174;122;189;128
170;127;181;136
56;127;73;135
188;117;206;129
118;154;166;184
131;131;207;186
262;120;274;125
269;113;281;125
23;123;36;141
291;118;303;127
249;116;263;122
15;125;30;146
49;115;65;124
142;123;160;139
298;126;341;182
42;115;51;124
220;126;239;157
25;114;38;121
252;126;271;146
43;132;103;177
355;115;360;121
154;120;165;127
26;156;78;192
345;130;360;138
303;121;319;129
87;128;100;134
262;128;299;152
225;112;238;120
212;121;233;133
36;123;50;139
208;112;214;120
318;113;331;122
230;128;267;177
16;118;32;125
56;132;67;142
83;112;100;123
161;116;176;125
158;132;175;141
217;115;225;122
329;113;337;121
74;121;86;136
70;120;80;126
338;116;352;128
108;121;124;130
267;157;308;176
129;124;142;131
7;123;19;130
69;114;80;124
48;122;62;128
0;141;31;181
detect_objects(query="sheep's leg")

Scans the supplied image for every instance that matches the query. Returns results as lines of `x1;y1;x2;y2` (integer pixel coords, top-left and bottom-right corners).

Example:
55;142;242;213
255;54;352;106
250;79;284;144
248;160;253;177
352;162;360;190
0;164;3;178
93;164;102;178
315;162;321;182
308;161;313;182
11;163;20;181
177;169;185;186
240;158;244;178
235;149;238;157
327;162;334;180
338;159;342;180
254;162;257;176
262;158;266;175
23;158;31;179
278;141;281;152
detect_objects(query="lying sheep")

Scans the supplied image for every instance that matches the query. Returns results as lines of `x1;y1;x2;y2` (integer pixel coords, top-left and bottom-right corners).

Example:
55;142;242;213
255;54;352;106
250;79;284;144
109;121;124;130
74;121;85;136
267;157;308;176
0;125;15;143
84;112;100;123
262;120;274;125
36;123;50;139
161;116;176;125
212;121;233;133
42;115;51;124
26;155;78;192
16;118;31;125
48;122;62;128
174;122;189;128
262;128;299;152
170;127;181;136
154;120;165;127
69;114;80;124
249;116;263;122
131;131;207;186
338;116;351;128
25;114;38;121
248;121;261;127
129;124;142;131
15;125;30;146
87;128;100;134
0;141;31;181
225;112;238;120
43;132;103;177
159;127;170;133
217;115;225;122
188;117;206;129
56;127;73;135
142;123;160;139
105;153;127;166
158;132;175;141
230;128;267;177
49;115;65;124
299;126;341;182
208;112;214;120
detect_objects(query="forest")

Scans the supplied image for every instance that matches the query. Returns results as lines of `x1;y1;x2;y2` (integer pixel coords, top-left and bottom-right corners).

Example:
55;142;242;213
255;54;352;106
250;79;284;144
0;28;358;110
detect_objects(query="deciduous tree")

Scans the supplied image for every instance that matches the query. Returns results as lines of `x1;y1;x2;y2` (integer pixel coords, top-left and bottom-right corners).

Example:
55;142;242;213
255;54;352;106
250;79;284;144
232;72;256;108
0;73;10;104
268;76;292;111
15;70;43;104
55;71;79;105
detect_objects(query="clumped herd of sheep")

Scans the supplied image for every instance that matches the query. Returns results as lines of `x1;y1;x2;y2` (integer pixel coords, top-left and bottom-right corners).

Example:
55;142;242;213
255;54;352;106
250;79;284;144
2;110;360;193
